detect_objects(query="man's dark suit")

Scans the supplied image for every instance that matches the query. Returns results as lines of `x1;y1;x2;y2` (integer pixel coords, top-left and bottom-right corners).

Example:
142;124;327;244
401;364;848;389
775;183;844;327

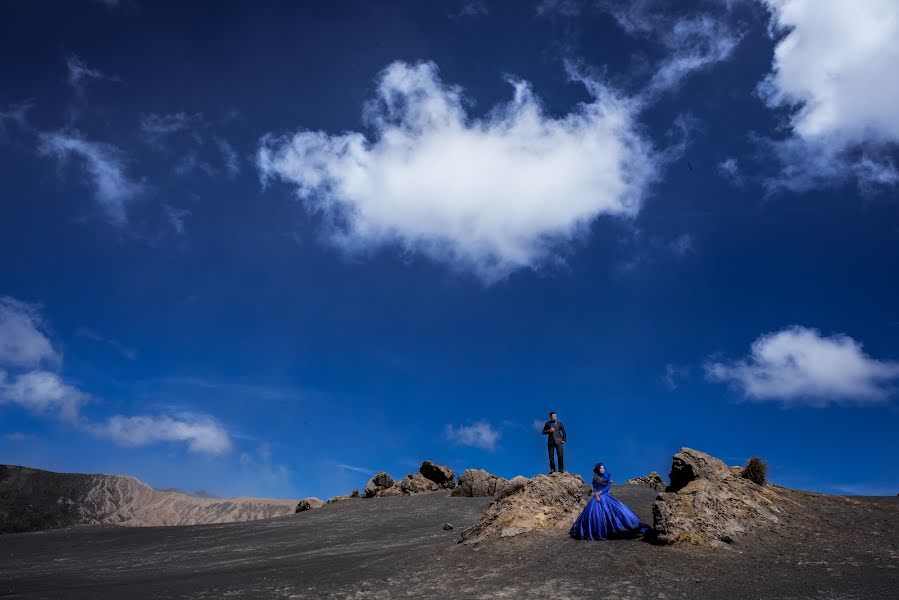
542;419;567;473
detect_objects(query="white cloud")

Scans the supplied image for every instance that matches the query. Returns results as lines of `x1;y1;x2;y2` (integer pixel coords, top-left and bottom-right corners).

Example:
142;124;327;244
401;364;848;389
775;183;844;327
718;156;742;185
215;137;241;177
38;132;142;226
163;204;191;235
258;61;657;282
139;112;202;145
93;414;232;455
706;326;899;405
337;463;375;475
550;1;742;95
0;297;60;369
759;0;899;188
65;55;107;96
0;296;232;455
445;420;500;451
0;102;31;135
663;363;690;390
0;370;87;424
647;15;741;94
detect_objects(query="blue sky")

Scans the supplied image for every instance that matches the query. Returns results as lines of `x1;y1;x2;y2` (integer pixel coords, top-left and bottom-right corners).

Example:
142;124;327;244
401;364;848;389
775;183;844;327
1;0;898;500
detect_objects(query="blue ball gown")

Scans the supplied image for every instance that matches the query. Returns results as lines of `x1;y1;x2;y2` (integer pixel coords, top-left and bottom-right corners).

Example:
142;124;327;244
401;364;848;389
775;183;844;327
569;473;648;541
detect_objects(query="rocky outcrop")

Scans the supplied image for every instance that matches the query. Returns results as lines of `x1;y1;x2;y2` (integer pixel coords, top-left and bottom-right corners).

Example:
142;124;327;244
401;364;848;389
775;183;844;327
667;448;731;492
0;465;297;533
451;469;508;497
295;497;324;513
652;448;783;546
625;471;666;492
419;461;455;488
368;461;455;497
364;472;394;498
461;472;585;544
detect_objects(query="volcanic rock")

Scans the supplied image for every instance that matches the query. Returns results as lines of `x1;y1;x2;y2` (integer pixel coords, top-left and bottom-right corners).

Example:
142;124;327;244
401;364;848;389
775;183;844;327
295;497;324;513
364;472;395;497
461;472;585;544
625;471;666;491
419;461;455;487
667;447;731;492
451;469;509;497
399;473;440;494
652;448;783;545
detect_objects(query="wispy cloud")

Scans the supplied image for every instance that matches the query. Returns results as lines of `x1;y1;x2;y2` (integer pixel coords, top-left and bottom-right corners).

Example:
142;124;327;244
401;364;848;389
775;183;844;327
0;102;31;136
139;112;203;145
663;363;690;391
445;420;500;451
38;131;142;226
706;326;899;406
65;55;112;96
258;60;657;282
74;326;137;360
336;463;375;475
240;442;290;480
0;297;61;369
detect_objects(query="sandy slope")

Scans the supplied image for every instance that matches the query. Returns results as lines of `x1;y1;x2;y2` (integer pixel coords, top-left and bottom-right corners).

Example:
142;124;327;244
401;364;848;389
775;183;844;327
0;465;296;531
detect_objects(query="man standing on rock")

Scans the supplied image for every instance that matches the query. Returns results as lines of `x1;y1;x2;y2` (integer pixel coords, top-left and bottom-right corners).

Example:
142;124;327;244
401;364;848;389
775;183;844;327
542;411;566;473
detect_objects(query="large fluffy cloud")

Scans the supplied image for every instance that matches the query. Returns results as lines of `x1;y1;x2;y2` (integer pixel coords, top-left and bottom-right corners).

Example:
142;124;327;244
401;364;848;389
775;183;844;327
706;326;899;405
258;61;657;281
0;370;87;424
91;414;232;455
759;0;899;189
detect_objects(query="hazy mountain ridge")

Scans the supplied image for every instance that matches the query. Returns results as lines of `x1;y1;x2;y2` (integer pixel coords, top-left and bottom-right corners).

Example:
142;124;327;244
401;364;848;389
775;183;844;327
0;464;296;533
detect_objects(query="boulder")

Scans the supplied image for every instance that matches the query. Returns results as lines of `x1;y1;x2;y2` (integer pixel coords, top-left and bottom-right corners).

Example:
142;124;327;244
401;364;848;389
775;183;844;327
419;461;455;488
398;473;440;495
652;448;783;545
625;471;666;492
295;497;324;513
326;494;357;504
461;472;585;545
667;447;731;492
451;469;508;497
364;472;395;498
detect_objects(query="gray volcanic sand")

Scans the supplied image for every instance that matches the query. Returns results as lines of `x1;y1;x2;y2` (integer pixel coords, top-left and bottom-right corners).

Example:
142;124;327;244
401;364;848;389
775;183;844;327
2;485;897;599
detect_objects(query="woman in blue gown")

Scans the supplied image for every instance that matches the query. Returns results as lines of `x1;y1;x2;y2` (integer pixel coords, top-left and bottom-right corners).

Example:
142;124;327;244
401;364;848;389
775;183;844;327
570;462;648;541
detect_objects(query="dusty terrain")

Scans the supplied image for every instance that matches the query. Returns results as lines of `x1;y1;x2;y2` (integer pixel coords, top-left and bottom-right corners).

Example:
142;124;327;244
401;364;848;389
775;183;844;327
0;465;296;531
2;484;896;599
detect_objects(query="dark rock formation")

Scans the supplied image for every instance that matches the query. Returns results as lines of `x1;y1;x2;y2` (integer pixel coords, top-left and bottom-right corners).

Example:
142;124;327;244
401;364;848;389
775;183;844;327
653;448;783;545
419;461;455;488
667;447;731;492
368;461;456;497
295;498;324;513
364;472;395;498
451;469;508;497
461;472;585;544
625;471;666;492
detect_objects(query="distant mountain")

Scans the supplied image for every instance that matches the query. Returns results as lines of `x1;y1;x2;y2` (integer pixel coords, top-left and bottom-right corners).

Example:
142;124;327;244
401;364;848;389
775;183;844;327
0;464;297;533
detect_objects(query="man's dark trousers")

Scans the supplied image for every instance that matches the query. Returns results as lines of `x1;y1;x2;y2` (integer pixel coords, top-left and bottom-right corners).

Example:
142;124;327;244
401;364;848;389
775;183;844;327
548;442;564;473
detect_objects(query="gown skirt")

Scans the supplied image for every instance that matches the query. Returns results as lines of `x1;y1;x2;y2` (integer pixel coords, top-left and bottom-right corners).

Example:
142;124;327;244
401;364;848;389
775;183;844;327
569;492;648;540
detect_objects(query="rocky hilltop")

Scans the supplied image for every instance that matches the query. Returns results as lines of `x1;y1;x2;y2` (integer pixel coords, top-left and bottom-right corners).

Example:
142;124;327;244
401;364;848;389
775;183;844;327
0;464;296;533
